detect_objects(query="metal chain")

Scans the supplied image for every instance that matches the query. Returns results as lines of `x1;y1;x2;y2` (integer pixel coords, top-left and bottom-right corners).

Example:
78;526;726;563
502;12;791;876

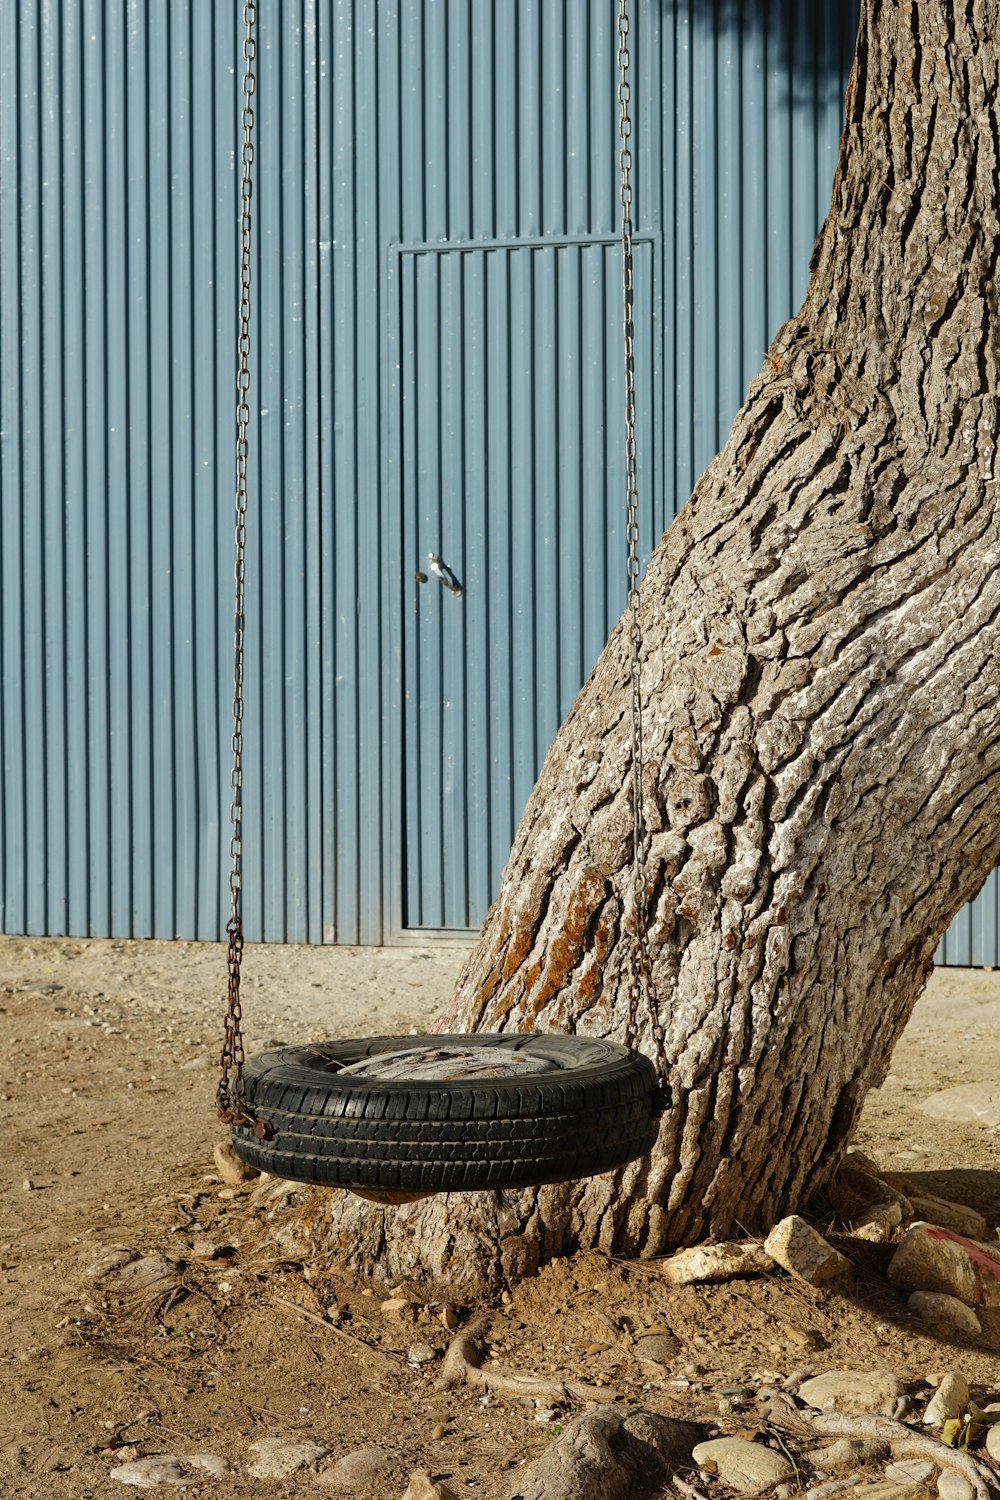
618;0;669;1095
217;0;270;1139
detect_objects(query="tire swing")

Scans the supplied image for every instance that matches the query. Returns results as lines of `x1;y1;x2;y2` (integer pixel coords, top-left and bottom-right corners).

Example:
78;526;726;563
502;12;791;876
217;0;671;1206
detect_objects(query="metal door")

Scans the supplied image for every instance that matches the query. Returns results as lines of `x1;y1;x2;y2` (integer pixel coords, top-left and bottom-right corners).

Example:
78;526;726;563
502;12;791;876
393;237;659;933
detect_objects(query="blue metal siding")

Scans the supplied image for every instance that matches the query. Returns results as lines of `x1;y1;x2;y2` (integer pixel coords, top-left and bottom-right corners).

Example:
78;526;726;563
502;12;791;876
4;0;989;957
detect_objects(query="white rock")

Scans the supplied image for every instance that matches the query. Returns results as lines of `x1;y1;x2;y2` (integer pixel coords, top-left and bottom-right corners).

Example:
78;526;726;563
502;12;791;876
906;1194;988;1242
886;1460;935;1483
937;1470;975;1500
923;1372;969;1426
908;1291;982;1337
246;1436;329;1478
919;1082;1000;1124
213;1140;259;1185
798;1370;903;1416
651;1241;773;1284
110;1454;229;1487
888;1223;1000;1308
691;1437;795;1492
407;1341;436;1364
765;1217;851;1286
986;1424;1000;1462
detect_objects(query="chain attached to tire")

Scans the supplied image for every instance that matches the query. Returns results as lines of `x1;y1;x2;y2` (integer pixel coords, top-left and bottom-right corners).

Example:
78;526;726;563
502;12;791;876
618;0;670;1103
217;0;271;1141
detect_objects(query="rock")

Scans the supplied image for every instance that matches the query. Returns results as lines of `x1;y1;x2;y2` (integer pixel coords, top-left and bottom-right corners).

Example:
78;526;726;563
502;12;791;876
843;1485;924;1500
109;1454;229;1487
692;1437;795;1493
908;1291;982;1337
806;1438;891;1470
805;1480;865;1500
923;1372;969;1426
843;1148;883;1176
632;1332;682;1365
437;1304;460;1331
80;1244;139;1281
112;1255;181;1290
906;1195;988;1242
318;1445;404;1491
430;1423;447;1440
407;1342;436;1365
986;1424;1000;1462
937;1471;975;1500
888;1223;1000;1308
402;1474;458;1500
381;1294;419;1320
885;1460;935;1484
798;1370;904;1415
651;1241;773;1284
765;1217;851;1286
504;1404;703;1500
213;1141;259;1185
834;1167;912;1231
246;1437;329;1478
919;1082;1000;1125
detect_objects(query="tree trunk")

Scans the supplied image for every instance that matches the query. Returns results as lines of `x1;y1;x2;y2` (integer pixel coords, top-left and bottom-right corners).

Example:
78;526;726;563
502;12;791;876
319;0;1000;1299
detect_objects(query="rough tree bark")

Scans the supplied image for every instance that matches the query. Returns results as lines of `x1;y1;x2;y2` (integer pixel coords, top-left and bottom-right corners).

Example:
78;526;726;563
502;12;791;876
320;0;1000;1297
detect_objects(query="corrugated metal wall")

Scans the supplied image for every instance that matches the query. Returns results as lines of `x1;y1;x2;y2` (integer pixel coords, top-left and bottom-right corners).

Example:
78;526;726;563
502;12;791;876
4;0;988;954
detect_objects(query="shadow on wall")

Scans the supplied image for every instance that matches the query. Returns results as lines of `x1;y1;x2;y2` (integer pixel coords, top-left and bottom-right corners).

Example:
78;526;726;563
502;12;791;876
680;0;861;110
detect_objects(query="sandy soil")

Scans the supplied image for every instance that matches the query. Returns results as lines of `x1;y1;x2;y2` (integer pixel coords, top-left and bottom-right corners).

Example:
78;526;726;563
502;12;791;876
2;937;999;1499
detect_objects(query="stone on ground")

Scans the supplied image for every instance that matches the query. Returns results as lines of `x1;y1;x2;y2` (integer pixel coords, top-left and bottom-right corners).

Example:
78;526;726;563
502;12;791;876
80;1244;139;1281
888;1224;1000;1308
834;1167;912;1229
318;1445;405;1491
843;1484;925;1500
246;1436;329;1478
937;1470;976;1500
797;1370;903;1415
692;1436;795;1492
923;1372;969;1426
632;1331;682;1364
885;1459;935;1484
908;1291;982;1336
919;1082;1000;1125
504;1404;702;1500
985;1424;1000;1462
806;1438;891;1469
764;1217;851;1285
109;1454;229;1487
906;1195;987;1242
213;1139;260;1184
402;1473;458;1500
650;1241;773;1284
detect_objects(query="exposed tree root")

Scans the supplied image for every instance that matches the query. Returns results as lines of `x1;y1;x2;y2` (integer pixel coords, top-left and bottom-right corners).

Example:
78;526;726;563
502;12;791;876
760;1389;1000;1500
436;1317;615;1404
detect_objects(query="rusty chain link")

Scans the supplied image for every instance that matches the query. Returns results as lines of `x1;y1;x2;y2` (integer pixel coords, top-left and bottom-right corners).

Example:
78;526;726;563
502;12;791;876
217;0;271;1140
618;0;669;1097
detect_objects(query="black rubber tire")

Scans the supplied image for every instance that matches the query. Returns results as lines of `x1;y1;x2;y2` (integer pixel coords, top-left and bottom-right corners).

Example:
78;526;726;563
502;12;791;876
230;1033;664;1194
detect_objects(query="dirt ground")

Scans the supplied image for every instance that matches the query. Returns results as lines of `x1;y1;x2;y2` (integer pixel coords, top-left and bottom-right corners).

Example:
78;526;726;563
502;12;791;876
2;936;999;1499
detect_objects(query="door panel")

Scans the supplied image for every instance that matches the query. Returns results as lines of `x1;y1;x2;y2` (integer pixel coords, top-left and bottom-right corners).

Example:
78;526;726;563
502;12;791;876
397;237;657;932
